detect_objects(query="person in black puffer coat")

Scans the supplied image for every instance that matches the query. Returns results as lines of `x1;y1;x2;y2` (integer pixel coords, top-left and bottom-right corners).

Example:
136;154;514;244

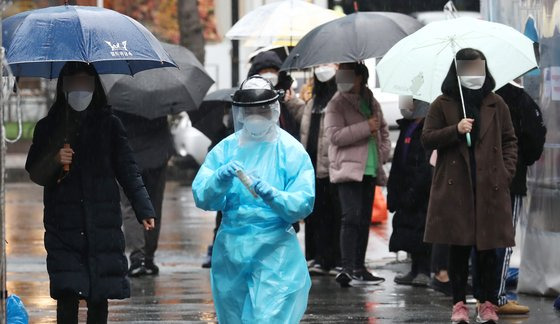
388;98;432;286
25;62;156;324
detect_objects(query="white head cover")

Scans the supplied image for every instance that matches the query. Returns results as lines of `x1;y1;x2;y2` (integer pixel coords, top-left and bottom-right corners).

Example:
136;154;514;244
232;76;281;144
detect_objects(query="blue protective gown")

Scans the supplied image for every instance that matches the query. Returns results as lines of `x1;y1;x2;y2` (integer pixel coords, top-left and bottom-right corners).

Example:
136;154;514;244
192;127;315;324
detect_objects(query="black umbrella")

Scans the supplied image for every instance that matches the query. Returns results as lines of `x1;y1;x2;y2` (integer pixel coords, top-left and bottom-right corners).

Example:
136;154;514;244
103;42;214;119
187;88;237;142
202;87;237;103
281;12;422;70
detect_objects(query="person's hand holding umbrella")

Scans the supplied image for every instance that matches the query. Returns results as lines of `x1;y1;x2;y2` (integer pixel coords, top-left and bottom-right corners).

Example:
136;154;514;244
457;118;475;135
55;146;74;170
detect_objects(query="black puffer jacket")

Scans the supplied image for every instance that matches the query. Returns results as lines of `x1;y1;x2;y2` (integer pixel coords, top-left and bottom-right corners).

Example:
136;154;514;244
25;106;155;302
388;118;432;254
496;84;546;196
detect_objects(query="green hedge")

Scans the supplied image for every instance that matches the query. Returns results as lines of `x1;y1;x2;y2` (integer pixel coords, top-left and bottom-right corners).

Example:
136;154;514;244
4;122;36;140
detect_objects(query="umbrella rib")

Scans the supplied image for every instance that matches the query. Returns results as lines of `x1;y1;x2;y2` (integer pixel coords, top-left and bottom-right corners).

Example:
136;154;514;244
123;15;164;65
73;6;88;63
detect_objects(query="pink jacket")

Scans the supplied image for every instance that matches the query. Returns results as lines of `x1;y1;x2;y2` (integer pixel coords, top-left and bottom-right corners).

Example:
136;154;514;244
325;90;391;185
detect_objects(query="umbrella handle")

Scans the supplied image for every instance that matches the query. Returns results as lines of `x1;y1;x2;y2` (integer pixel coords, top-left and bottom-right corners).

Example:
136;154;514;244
453;56;472;148
63;143;71;172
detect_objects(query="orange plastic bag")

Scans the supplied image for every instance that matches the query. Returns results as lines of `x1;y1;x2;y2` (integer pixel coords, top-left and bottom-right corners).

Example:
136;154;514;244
371;186;388;224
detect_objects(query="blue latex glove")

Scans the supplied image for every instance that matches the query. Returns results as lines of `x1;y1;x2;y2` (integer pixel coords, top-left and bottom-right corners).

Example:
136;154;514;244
253;179;277;201
215;161;243;183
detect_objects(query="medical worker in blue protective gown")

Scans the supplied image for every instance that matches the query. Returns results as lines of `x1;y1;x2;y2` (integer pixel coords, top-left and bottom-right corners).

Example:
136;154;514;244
192;75;315;324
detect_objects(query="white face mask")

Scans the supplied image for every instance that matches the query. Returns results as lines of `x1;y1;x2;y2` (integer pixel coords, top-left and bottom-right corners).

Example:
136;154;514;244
244;115;274;139
337;83;354;93
260;72;278;87
67;91;93;112
459;76;485;90
400;107;414;119
315;66;336;82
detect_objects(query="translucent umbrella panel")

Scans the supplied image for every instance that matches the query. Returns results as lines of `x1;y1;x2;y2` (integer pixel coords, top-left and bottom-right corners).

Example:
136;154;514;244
226;0;343;47
377;17;538;103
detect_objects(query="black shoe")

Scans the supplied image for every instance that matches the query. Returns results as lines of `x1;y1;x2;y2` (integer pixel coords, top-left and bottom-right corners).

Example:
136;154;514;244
394;271;417;285
128;260;147;277
429;277;452;296
335;271;352;288
352;269;385;285
145;260;159;276
411;273;431;287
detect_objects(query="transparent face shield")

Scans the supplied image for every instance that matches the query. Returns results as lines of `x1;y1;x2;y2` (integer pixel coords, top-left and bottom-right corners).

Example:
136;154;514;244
232;101;281;143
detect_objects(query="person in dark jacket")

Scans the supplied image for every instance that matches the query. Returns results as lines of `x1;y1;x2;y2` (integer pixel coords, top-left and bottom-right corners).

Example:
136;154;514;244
115;111;174;277
200;106;234;268
491;81;545;315
247;51;305;141
388;97;432;287
25;62;156;324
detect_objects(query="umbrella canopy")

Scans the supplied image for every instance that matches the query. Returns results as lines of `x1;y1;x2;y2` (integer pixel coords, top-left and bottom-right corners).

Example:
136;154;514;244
2;5;176;78
281;12;422;70
187;88;236;140
376;17;538;103
102;43;214;119
202;87;237;103
226;0;343;47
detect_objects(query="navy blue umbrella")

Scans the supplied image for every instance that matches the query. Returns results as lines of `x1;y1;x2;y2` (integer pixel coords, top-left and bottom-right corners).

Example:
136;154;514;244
2;5;176;78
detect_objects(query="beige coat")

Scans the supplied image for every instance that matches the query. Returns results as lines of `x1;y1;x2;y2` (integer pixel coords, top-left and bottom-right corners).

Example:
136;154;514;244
324;90;391;185
300;99;330;179
421;93;517;250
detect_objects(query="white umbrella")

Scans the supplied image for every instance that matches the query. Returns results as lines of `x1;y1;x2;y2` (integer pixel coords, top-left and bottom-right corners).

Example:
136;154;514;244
226;0;343;47
377;17;538;103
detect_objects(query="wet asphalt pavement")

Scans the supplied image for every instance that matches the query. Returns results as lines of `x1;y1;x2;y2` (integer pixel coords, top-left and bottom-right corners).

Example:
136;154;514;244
4;182;559;323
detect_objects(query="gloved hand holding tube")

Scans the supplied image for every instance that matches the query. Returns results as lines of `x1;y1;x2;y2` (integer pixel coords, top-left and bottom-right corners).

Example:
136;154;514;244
252;178;278;202
235;169;258;198
215;161;243;183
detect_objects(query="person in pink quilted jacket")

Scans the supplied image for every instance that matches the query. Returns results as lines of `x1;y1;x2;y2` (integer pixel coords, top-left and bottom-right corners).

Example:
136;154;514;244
325;62;391;288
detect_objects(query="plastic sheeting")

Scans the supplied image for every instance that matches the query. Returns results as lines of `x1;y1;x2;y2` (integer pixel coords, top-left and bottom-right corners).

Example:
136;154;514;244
482;0;560;296
192;127;315;323
6;295;28;324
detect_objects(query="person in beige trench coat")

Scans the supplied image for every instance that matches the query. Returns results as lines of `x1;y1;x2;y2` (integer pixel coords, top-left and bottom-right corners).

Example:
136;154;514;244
421;48;517;323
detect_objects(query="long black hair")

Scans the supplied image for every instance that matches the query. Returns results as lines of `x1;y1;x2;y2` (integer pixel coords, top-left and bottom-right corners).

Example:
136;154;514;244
441;48;496;100
52;62;108;113
312;73;338;111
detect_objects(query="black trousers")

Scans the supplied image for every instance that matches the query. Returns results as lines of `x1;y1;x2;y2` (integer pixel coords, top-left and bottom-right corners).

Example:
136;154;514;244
337;176;376;272
57;295;108;324
449;245;497;305
431;244;449;274
411;251;431;276
305;178;341;269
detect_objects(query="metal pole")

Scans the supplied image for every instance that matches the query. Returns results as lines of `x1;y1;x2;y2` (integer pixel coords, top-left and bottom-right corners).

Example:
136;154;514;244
97;0;103;8
231;0;240;87
0;7;6;324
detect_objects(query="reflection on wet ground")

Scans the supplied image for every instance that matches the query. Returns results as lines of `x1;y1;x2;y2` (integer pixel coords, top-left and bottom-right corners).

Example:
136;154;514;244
5;182;559;323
